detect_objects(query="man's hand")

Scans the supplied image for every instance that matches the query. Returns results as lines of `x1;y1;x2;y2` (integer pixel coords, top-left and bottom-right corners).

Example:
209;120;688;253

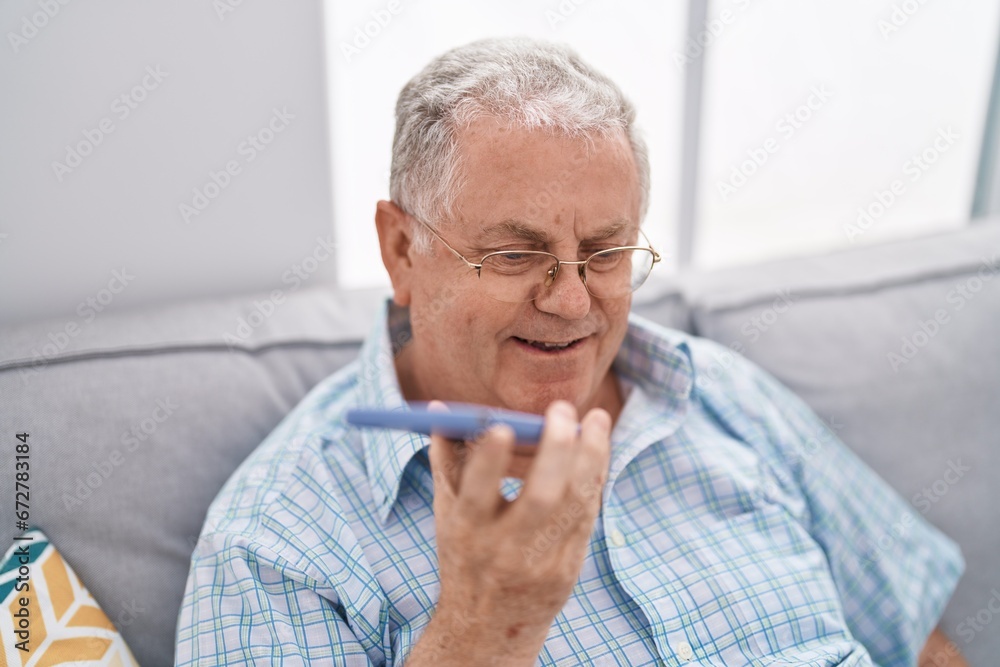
406;400;612;666
919;627;969;667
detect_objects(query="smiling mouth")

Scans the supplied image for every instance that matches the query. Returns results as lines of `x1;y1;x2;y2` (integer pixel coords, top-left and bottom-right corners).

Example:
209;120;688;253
512;336;586;352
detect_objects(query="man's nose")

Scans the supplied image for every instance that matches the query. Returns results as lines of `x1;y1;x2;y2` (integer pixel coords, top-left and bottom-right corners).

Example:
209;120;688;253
533;261;591;319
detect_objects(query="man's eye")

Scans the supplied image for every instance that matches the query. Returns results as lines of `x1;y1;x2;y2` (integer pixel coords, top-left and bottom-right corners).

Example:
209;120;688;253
589;251;625;267
494;253;532;265
584;247;619;257
485;253;542;274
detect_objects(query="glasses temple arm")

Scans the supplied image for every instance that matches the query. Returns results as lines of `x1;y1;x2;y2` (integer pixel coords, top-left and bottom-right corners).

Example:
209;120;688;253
411;216;482;269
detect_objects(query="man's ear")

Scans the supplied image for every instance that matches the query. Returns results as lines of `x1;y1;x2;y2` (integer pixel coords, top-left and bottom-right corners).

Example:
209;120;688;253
375;200;415;307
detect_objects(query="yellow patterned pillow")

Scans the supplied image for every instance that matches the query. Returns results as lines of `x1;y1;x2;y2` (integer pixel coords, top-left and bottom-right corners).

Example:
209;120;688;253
0;529;138;666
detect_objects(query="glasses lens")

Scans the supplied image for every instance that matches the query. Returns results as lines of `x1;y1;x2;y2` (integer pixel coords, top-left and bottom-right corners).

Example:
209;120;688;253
480;252;557;302
585;248;655;299
478;248;657;302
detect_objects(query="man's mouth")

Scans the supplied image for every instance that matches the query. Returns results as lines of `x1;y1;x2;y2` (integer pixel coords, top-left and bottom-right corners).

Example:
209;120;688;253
512;336;587;352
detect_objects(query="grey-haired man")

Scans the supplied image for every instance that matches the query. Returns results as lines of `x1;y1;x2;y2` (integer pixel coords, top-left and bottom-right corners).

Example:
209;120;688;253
177;38;965;666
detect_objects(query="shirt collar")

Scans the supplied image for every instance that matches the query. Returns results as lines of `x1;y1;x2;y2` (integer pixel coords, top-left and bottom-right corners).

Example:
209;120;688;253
614;310;695;406
356;300;429;525
603;312;695;499
356;300;696;525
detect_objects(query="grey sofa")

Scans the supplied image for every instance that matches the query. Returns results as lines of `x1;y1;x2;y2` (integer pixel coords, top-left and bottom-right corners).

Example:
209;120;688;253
1;221;997;666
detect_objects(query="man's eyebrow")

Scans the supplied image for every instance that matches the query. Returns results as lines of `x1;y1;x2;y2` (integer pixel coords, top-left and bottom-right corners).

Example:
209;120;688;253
476;220;548;245
475;219;633;245
585;221;631;242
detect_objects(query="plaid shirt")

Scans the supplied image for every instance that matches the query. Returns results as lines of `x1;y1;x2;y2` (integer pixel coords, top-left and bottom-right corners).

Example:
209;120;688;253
176;302;962;666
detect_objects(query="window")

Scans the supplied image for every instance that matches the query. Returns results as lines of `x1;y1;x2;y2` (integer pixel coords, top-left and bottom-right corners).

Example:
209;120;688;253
322;0;1000;287
694;0;1000;269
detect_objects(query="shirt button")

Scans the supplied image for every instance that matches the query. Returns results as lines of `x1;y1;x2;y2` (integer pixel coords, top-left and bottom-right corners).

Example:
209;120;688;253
677;640;694;662
609;529;626;547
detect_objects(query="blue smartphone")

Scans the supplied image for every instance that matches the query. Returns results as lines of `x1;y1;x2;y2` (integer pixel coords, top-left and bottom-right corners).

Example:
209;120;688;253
346;402;547;444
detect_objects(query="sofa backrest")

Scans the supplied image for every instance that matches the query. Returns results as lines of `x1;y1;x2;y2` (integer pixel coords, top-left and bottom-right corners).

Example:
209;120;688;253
671;222;1000;666
0;287;383;666
1;222;996;665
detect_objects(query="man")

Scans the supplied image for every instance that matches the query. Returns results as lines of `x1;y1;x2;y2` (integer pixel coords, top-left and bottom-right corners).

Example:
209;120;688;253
176;38;966;665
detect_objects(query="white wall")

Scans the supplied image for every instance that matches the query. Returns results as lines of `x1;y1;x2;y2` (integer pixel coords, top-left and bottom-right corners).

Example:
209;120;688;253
0;0;337;325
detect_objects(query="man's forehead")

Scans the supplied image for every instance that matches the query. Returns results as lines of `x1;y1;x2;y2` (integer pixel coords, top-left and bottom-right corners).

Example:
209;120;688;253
449;119;642;246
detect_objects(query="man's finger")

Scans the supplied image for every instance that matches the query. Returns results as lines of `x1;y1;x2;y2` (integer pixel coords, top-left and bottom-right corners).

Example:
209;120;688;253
569;407;612;528
457;424;515;522
520;401;580;522
427;401;462;507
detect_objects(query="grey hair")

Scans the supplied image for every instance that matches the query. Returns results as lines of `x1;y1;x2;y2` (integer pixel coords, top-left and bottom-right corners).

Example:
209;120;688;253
389;37;650;253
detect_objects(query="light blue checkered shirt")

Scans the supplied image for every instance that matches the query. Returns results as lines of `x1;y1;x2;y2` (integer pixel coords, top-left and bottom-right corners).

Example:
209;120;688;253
176;302;962;666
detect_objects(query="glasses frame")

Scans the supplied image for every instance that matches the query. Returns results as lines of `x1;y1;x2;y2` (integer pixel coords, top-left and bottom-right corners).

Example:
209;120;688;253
410;215;662;301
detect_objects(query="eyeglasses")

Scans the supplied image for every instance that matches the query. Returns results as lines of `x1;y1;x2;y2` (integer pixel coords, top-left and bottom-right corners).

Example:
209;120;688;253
411;216;661;303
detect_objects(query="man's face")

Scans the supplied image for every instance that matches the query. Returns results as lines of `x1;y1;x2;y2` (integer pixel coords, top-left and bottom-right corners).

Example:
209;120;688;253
392;117;641;444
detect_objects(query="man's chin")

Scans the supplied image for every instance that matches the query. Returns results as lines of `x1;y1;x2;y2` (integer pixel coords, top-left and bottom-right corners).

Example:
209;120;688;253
499;385;588;416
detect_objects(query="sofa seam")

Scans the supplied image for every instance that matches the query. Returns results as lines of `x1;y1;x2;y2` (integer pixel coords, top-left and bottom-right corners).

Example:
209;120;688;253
0;339;364;374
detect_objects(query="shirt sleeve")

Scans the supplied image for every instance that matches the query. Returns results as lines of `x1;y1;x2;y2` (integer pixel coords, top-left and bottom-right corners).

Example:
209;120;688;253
730;354;964;667
174;531;376;666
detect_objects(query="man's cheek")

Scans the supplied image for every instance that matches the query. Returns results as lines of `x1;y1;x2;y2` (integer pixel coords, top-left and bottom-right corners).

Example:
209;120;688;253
410;284;454;333
435;283;461;313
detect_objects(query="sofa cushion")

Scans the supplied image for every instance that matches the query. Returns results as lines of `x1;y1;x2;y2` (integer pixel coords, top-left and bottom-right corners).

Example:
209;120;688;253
681;221;1000;665
0;529;140;665
631;276;693;332
0;285;385;667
